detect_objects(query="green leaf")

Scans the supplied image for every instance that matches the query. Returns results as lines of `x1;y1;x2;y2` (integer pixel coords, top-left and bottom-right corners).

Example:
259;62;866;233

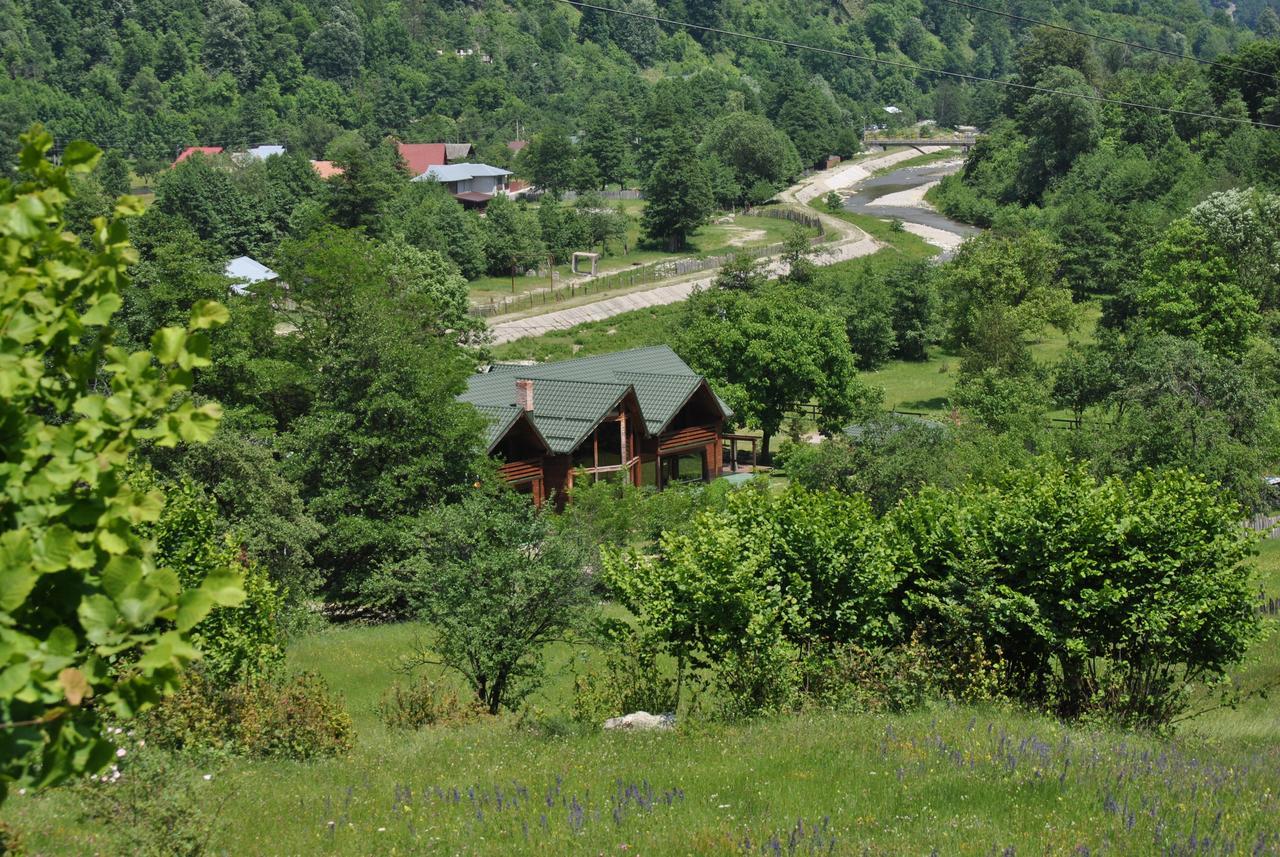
79;293;122;326
60;140;101;169
188;300;230;330
33;524;77;573
96;528;128;555
175;589;214;632
151;327;187;364
78;595;119;642
136;631;201;672
200;569;246;607
101;556;142;599
0;560;39;613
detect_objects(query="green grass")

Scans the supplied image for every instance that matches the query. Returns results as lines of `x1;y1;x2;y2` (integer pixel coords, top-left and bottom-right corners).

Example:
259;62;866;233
13;604;1280;855
870;304;1101;415
822;210;939;259
492;303;682;362
10;535;1278;854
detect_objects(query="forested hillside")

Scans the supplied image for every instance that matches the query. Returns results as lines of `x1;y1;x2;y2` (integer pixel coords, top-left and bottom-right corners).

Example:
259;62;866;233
0;0;1273;175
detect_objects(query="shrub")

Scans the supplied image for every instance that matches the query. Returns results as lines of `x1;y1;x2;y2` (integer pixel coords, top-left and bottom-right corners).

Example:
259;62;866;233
710;637;802;720
0;821;23;856
891;463;1260;728
571;628;679;725
144;670;353;759
378;676;485;730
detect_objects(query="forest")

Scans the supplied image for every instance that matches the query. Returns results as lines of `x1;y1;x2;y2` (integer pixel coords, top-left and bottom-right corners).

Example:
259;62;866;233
4;0;1280;853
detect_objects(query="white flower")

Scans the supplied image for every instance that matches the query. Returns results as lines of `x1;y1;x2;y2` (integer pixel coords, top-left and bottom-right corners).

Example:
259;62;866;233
377;828;386;833
17;789;26;796
203;774;213;781
116;747;127;758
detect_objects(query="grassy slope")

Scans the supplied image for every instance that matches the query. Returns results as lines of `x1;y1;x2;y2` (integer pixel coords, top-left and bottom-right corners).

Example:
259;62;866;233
14;600;1279;855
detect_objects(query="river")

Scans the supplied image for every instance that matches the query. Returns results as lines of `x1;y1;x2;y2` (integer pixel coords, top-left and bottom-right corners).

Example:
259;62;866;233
841;158;979;258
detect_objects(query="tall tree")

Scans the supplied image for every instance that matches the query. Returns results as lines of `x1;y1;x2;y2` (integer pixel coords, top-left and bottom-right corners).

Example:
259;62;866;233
677;284;875;458
642;132;714;251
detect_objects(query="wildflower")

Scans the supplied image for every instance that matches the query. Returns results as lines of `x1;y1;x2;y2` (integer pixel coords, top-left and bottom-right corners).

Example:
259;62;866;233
116;748;127;758
203;774;213;781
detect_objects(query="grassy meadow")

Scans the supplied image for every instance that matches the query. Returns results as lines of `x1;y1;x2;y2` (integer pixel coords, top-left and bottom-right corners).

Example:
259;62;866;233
10;539;1279;855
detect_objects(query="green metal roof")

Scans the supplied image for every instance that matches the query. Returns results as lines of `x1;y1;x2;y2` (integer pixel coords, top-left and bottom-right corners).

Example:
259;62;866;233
460;346;732;455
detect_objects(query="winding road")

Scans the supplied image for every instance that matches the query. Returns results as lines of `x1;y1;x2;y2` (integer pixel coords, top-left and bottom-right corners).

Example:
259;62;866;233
488;148;963;345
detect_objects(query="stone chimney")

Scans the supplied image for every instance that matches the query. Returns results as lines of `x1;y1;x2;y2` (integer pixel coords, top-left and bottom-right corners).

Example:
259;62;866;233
515;379;534;412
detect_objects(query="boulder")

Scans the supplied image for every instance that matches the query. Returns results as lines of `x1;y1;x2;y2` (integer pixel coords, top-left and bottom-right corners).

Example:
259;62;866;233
602;711;675;731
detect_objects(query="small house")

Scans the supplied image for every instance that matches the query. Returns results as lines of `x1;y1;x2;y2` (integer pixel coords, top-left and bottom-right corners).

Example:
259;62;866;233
460;346;734;506
413;163;513;207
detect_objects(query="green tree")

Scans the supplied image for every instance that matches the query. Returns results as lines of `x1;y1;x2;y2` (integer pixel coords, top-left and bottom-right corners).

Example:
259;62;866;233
700;111;803;207
98;149;132;198
642;132;714;251
0;130;242;803
519;130;577;199
326;137;405;237
374;488;592;714
202;0;254;83
677;284;876;458
1016;67;1101;201
1133;218;1260;359
274;228;485;596
582;99;630;188
482;194;546;288
390;182;487;280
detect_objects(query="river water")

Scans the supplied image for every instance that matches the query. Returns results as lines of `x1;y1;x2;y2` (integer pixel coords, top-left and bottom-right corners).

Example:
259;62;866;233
841;159;979;258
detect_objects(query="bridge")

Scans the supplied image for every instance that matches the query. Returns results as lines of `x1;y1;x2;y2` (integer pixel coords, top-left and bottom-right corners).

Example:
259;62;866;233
862;135;979;154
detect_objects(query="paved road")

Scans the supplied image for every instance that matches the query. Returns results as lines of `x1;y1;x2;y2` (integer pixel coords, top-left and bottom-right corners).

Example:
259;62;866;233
488;148;951;345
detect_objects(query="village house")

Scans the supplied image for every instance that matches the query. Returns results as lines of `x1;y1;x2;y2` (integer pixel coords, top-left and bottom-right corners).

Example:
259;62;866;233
413;162;513;208
460;346;735;506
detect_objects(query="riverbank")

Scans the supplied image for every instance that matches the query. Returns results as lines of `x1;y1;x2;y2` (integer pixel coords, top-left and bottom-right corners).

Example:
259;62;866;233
837;158;975;256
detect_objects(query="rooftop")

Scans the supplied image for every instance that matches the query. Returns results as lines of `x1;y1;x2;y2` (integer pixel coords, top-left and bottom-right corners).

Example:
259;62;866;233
414;163;513;183
224;255;279;295
397;142;448;176
461;346;732;454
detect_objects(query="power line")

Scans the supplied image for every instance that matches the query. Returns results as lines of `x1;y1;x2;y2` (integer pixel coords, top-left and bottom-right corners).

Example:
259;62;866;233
559;0;1280;130
933;0;1280;85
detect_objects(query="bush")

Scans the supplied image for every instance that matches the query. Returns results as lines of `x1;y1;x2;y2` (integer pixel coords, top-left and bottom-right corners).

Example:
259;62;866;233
144;473;286;684
892;463;1260;727
144;670;353;759
378;676;485;730
571;628;679;725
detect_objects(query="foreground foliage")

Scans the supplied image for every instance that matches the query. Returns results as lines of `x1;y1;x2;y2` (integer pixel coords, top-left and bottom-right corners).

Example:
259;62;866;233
0;130;243;803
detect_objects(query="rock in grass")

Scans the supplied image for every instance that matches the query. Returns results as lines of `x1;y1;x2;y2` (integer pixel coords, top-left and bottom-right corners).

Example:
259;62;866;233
603;711;675;731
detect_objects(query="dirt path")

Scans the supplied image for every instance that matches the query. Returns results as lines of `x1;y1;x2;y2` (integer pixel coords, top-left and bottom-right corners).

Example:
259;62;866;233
488;147;953;345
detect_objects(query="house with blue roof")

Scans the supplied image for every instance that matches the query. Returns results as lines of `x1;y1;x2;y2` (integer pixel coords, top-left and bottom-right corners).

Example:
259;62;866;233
413;162;513;208
460;346;735;506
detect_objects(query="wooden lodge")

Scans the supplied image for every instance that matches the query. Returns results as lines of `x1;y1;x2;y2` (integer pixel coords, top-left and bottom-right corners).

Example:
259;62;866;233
460;346;735;506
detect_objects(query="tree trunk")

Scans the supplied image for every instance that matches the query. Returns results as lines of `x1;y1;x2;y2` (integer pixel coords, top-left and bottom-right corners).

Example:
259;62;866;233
760;431;773;466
